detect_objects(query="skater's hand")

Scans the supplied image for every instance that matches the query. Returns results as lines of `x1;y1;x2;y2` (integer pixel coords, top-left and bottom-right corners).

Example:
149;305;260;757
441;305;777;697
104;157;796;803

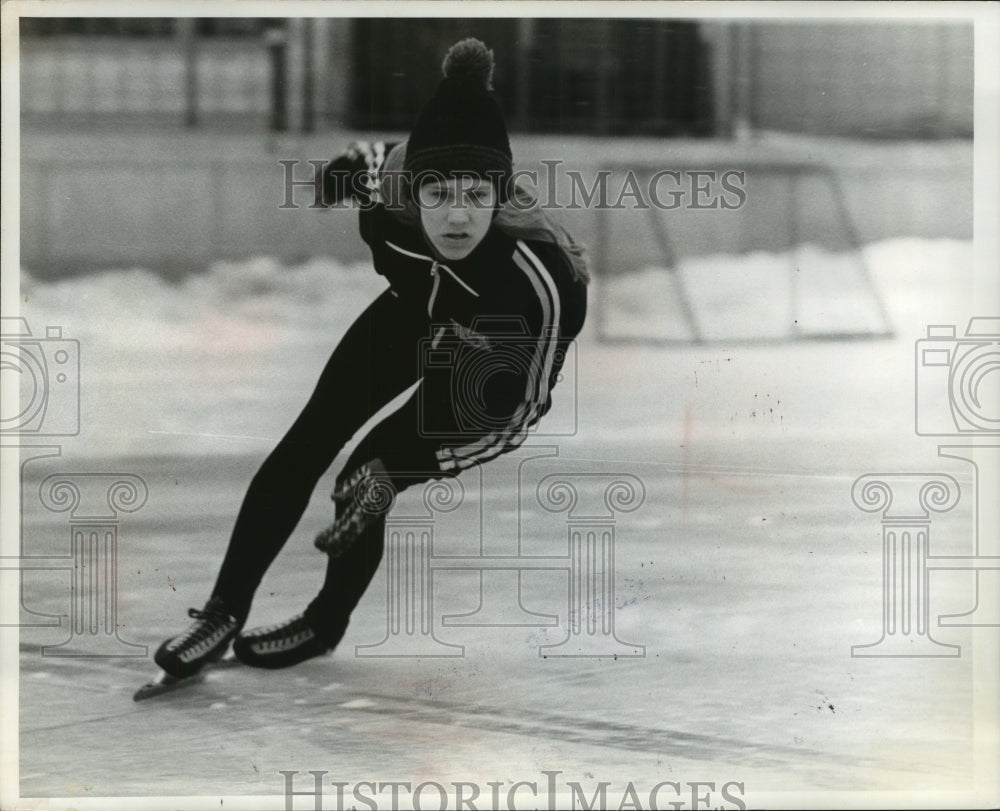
318;142;385;208
331;458;390;506
316;459;394;556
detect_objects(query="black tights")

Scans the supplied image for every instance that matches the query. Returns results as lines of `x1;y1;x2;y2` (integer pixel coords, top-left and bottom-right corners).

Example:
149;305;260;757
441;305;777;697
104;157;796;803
211;289;432;632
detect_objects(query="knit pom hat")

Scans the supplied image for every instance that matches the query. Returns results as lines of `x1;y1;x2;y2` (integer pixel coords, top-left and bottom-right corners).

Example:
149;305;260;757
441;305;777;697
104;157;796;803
404;39;513;198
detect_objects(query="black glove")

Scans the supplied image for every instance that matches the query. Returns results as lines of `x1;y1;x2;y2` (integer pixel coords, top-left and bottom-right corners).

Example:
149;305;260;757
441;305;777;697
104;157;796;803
314;458;395;555
317;141;390;208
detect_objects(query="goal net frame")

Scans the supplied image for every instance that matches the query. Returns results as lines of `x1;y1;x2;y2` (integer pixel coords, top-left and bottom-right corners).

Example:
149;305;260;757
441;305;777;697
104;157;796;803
592;159;895;346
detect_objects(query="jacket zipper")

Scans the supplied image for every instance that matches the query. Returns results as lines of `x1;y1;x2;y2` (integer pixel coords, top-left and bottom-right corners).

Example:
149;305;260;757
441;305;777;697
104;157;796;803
428;261;442;318
385;239;481;311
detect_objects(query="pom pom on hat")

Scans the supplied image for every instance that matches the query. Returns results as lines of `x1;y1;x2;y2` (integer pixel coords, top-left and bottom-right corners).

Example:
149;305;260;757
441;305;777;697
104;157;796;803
404;38;512;199
441;38;495;91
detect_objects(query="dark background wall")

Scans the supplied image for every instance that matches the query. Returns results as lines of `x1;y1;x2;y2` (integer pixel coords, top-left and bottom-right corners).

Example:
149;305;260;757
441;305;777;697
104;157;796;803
17;17;974;275
20;17;973;139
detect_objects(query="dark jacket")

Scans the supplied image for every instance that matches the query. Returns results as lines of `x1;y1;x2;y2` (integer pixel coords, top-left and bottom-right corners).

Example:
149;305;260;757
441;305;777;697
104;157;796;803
322;142;587;473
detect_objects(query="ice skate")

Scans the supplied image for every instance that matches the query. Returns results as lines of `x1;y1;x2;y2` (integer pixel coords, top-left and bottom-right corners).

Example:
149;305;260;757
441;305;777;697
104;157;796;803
153;597;242;680
233;613;348;669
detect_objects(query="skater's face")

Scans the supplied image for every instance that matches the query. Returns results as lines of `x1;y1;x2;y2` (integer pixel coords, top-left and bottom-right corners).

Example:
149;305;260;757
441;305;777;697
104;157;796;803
418;177;496;261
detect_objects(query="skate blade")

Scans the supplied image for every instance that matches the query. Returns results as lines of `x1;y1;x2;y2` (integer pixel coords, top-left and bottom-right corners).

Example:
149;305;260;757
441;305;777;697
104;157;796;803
133;671;205;701
133;653;239;702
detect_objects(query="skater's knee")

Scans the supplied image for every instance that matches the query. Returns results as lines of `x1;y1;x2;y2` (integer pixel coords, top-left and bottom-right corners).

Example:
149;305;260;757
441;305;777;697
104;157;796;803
258;436;337;486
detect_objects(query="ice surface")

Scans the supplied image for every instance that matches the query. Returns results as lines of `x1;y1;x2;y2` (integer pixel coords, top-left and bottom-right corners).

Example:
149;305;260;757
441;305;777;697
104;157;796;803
11;237;994;805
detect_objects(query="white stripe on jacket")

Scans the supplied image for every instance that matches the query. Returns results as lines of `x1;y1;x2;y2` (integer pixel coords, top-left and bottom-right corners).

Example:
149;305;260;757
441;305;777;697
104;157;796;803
437;240;562;472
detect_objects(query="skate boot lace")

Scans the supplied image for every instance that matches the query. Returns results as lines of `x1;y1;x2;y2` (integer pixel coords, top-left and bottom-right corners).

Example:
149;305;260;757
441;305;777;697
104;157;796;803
247;614;316;652
180;599;234;646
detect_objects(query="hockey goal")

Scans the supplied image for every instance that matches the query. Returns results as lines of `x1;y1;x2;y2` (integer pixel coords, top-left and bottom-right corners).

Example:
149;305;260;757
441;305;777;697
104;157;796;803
592;160;894;345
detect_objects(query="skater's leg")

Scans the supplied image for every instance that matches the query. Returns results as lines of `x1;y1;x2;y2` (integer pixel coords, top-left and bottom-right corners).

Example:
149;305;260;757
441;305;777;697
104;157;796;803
307;325;565;631
234;358;533;666
233;391;448;667
305;390;447;630
210;289;425;621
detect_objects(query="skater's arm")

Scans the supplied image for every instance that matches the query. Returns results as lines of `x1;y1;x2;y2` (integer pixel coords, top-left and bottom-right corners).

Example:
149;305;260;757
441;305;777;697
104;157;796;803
316;140;401;208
